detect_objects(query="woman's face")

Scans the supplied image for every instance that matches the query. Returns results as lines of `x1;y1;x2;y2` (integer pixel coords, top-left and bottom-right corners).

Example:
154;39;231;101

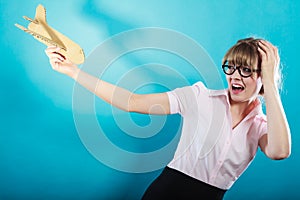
225;62;262;103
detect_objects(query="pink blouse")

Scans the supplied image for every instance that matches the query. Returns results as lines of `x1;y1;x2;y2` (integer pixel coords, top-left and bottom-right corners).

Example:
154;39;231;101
167;82;267;190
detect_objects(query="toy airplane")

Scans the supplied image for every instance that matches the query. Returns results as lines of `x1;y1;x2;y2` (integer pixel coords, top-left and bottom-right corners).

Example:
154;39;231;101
15;4;85;64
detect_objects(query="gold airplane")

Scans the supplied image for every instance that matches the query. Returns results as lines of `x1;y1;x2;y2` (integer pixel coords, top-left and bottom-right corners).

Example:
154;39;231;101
15;4;85;65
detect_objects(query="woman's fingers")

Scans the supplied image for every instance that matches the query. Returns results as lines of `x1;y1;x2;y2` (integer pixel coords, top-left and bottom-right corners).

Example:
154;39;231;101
50;57;63;65
45;46;65;59
45;46;59;54
45;47;66;64
259;40;278;55
258;40;270;52
258;40;279;63
49;53;65;62
258;41;267;56
258;42;268;61
257;45;265;56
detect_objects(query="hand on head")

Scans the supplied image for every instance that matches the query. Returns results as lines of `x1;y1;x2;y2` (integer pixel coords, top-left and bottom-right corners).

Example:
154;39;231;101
257;40;280;86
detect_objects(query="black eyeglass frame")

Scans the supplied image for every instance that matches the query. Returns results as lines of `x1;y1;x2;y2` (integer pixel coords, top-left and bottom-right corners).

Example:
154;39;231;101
221;63;261;78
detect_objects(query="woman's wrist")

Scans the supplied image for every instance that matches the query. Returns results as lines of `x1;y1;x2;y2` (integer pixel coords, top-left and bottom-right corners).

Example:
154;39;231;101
69;66;81;80
261;74;277;88
262;80;279;98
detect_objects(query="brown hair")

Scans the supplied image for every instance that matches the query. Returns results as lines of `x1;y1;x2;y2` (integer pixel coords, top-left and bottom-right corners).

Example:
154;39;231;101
222;37;261;68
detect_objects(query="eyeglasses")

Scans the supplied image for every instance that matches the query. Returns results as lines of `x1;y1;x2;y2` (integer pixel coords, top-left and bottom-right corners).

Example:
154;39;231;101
222;63;261;78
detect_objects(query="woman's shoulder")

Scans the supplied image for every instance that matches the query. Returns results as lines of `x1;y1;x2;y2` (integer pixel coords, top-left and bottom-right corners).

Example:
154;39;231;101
191;81;228;98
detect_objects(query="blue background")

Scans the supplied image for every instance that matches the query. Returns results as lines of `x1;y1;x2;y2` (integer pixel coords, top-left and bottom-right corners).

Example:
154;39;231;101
1;0;299;199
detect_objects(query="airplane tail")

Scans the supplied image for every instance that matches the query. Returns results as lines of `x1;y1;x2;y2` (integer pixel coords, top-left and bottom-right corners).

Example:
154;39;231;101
34;4;47;23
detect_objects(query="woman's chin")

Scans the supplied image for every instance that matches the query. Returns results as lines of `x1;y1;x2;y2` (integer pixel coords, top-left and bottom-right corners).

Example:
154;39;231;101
229;91;246;103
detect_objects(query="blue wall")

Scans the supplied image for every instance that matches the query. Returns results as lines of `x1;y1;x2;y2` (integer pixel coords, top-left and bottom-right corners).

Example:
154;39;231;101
1;0;299;199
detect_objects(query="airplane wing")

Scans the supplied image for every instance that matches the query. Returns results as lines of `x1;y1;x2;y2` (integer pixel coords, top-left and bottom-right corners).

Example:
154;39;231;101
33;4;67;49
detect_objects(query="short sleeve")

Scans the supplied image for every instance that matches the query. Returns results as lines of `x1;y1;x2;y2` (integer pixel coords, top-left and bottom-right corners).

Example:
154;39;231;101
256;115;268;139
167;82;207;115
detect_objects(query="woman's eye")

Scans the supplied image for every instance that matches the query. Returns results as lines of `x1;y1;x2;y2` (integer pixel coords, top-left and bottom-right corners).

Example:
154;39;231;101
242;67;252;73
228;65;235;70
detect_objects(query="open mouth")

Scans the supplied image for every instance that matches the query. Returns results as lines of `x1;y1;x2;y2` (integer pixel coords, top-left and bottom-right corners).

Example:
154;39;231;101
232;84;245;94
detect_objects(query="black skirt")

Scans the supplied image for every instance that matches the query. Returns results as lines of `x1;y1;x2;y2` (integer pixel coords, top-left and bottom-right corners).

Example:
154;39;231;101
142;167;227;200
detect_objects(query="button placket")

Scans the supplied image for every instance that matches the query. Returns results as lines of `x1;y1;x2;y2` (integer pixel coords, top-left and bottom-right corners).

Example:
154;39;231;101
209;134;232;183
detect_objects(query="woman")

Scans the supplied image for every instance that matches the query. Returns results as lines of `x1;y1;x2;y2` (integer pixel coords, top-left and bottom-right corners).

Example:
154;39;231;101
45;38;291;199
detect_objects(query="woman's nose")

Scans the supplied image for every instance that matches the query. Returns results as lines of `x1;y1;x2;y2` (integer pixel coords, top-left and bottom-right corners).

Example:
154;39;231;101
231;68;242;79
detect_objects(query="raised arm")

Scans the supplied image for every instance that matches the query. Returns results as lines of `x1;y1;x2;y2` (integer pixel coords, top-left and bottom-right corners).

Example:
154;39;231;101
258;40;291;160
45;46;170;115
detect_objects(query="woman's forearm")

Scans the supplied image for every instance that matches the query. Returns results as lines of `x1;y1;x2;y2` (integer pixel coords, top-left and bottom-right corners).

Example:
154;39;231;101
263;82;291;159
72;68;135;112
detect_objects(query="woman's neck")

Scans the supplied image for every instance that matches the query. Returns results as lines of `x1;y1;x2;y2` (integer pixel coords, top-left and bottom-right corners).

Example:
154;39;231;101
229;98;259;128
230;98;258;115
